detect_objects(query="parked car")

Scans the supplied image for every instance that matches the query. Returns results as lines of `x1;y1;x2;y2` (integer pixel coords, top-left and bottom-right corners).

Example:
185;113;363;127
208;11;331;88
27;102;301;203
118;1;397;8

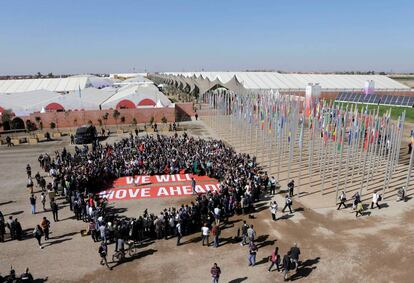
74;125;97;144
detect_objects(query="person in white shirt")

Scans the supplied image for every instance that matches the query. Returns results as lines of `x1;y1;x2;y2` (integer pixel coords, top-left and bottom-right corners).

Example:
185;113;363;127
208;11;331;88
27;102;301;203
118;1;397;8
214;207;221;226
201;223;210;246
176;221;182;246
371;192;381;209
270;201;278;221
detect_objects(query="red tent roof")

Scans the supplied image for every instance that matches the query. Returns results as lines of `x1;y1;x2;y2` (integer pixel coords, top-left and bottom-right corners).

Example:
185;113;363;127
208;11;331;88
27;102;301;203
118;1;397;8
45;102;65;111
116;99;136;109
137;98;156;106
0;106;4;114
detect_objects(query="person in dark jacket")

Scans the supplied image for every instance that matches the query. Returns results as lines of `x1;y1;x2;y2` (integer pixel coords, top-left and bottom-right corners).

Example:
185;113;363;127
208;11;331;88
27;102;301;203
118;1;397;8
51;201;59;222
283;251;291;281
210;263;221;283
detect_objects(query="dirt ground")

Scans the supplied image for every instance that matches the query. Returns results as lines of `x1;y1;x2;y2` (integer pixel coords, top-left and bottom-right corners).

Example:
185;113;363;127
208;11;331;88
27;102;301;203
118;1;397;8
0;120;413;283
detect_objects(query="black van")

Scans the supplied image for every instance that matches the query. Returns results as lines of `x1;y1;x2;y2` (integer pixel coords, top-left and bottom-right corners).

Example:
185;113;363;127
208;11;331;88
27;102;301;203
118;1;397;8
74;125;97;144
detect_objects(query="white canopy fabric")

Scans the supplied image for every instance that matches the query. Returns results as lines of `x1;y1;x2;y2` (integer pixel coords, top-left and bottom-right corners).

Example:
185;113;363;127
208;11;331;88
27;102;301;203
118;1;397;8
160;72;410;94
101;84;172;109
0;75;173;114
0;75;112;93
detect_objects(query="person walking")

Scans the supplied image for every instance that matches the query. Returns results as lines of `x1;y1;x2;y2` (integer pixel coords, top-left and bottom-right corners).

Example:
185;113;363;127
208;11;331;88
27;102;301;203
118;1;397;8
247;224;256;244
40;217;50;240
268;246;281;272
51;201;59;222
33;225;43;249
282;195;293;213
248;242;258;266
29;194;37;214
337;191;347;210
371;191;381;209
352;191;361;209
201;223;210;246
210;263;221;283
282;251;292;281
355;202;364;217
270;201;278;221
99;241;110;270
290;243;301;271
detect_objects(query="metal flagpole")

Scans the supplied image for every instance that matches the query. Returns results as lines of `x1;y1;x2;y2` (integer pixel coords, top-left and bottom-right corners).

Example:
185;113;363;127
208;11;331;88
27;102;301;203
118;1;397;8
382;124;396;197
405;135;414;188
335;122;346;203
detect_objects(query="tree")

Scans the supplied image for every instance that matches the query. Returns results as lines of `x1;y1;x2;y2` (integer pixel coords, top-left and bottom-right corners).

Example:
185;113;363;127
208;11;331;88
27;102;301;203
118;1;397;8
131;117;137;127
39;121;43;131
161;116;168;124
87;120;93;125
149;116;155;125
25;120;36;132
73;118;78;126
47;72;53;78
120;116;125;124
1;109;12;124
102;112;109;127
50;122;56;129
35;116;41;125
98;119;103;127
113;110;120;127
35;72;42;78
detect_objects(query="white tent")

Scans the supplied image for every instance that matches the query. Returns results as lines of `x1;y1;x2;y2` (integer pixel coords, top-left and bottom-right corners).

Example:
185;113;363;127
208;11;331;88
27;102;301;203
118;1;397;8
161;72;411;94
101;84;172;109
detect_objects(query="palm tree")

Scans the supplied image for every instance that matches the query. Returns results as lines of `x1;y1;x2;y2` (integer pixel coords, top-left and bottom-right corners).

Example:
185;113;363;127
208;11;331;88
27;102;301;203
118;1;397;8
113;110;120;128
102;112;109;128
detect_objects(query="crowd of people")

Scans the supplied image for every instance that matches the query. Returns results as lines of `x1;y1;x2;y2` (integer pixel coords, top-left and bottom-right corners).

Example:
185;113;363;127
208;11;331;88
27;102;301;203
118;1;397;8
1;131;306;281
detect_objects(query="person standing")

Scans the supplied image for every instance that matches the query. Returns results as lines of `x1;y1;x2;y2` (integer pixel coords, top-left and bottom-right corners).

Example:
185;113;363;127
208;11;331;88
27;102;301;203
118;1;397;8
371;191;381;209
40;192;46;211
40;217;50;240
26;164;32;178
240;221;248;246
210;263;221;283
268;246;281;272
176;221;182;246
51;201;59;222
270;201;278;221
212;224;220;248
33;225;43;249
99;241;110;270
287;180;295;197
191;177;197;195
27;177;34;194
14;219;23;240
269;176;276;195
0;218;5;242
201;223;210;246
282;195;293;213
248;242;258;266
29;194;37;214
337;191;347;210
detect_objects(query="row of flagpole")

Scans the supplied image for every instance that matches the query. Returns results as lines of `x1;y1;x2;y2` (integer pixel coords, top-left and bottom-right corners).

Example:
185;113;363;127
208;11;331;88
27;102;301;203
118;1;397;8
200;88;409;203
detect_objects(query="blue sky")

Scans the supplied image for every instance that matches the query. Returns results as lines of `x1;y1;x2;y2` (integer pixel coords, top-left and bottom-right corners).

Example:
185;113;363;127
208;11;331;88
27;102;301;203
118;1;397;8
0;0;413;75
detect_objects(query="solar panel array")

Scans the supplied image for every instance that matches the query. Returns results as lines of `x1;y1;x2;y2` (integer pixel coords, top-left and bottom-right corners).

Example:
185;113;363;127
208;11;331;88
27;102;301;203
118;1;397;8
335;92;414;107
